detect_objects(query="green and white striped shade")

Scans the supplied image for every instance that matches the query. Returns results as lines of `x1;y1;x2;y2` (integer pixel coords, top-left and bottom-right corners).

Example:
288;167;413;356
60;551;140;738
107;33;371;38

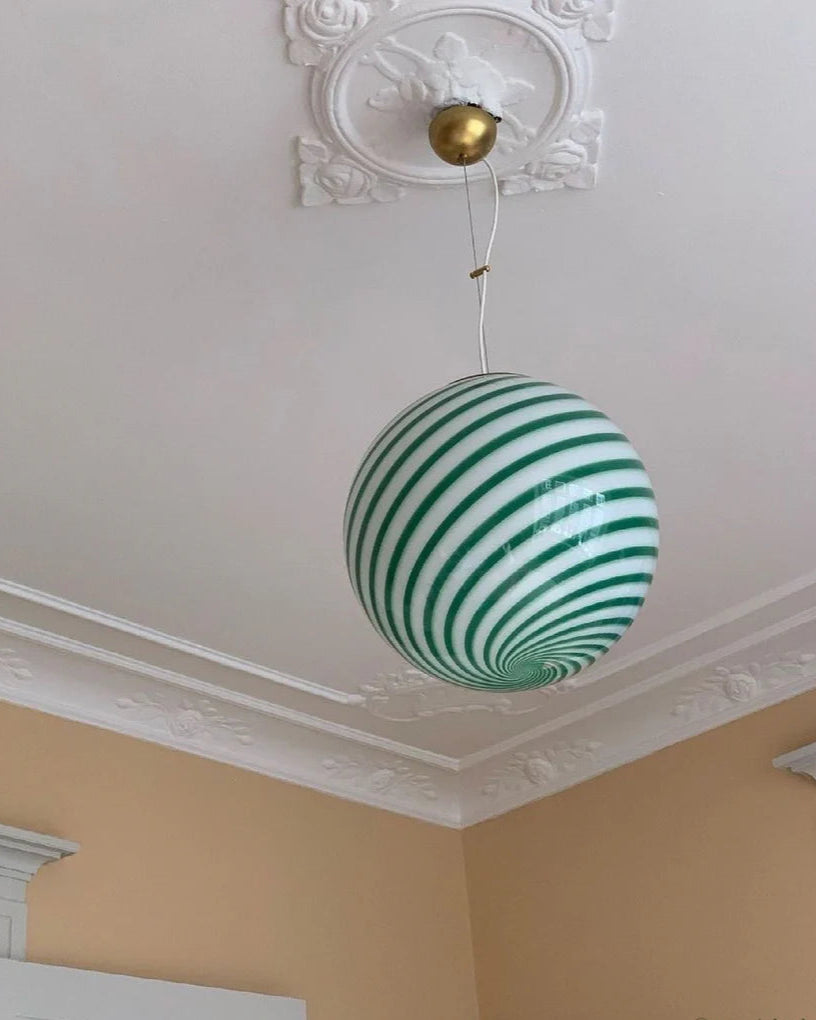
344;373;659;691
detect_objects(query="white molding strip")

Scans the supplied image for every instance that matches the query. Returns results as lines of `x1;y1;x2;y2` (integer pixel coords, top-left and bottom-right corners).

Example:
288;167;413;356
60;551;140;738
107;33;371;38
0;617;458;773
2;572;816;827
0;638;465;827
460;604;816;769
0;825;78;960
773;742;816;784
0;579;364;707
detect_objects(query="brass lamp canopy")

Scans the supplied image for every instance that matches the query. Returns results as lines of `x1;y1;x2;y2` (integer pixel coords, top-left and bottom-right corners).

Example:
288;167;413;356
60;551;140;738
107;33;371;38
428;104;498;166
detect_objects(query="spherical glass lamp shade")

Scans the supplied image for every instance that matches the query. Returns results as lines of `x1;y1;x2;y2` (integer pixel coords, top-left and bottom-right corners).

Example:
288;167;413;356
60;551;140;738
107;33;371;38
344;373;659;691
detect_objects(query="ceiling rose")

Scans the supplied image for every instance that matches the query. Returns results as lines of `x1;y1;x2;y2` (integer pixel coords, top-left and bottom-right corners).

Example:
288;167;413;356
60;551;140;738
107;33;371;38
283;0;615;206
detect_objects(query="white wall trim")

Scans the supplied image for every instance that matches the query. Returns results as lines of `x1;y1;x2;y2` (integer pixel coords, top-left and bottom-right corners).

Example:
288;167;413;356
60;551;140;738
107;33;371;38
0;579;363;707
0;616;459;773
0;825;78;961
773;742;816;784
460;604;816;769
2;573;816;828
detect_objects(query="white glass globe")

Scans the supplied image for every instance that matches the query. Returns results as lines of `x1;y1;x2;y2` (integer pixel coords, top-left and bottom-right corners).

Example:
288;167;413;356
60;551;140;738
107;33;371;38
344;373;659;691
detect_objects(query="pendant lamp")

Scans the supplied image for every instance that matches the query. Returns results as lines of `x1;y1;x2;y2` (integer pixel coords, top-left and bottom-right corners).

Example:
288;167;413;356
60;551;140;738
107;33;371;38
344;106;659;692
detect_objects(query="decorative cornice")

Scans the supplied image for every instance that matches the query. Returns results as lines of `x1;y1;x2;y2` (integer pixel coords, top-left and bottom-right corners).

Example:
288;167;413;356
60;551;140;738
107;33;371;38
0;650;32;690
673;653;816;722
322;754;440;803
357;667;547;721
0;578;364;706
0;630;463;826
3;572;816;827
116;693;254;748
480;739;601;797
0;614;452;769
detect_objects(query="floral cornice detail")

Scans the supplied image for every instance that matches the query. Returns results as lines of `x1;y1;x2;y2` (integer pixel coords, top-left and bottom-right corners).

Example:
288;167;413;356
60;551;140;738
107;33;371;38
358;668;550;722
499;109;602;195
298;138;405;206
481;739;601;797
531;0;616;42
115;693;253;746
322;754;439;801
0;649;33;689
672;652;816;721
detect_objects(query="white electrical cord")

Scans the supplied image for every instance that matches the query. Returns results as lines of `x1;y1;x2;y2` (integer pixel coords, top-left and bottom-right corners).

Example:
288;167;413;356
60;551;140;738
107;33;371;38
463;159;500;375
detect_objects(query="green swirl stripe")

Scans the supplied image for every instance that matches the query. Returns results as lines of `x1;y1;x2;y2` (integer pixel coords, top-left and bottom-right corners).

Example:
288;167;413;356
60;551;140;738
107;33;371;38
350;389;586;612
344;375;659;691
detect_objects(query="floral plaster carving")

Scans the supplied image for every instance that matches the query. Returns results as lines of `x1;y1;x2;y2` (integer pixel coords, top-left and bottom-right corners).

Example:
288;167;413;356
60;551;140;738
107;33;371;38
298;138;405;205
673;652;816;721
499;109;602;194
283;0;612;206
358;667;549;722
481;739;601;797
284;0;377;68
322;754;439;801
532;0;616;41
0;649;32;689
363;32;535;150
116;693;253;746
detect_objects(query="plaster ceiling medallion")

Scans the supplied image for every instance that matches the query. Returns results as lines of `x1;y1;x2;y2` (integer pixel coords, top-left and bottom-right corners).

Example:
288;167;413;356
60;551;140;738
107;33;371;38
284;0;614;205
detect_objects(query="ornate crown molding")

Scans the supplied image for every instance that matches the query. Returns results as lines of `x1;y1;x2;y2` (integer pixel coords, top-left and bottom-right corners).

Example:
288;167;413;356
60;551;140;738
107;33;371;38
116;692;254;748
3;572;816;827
0;650;32;691
673;652;816;722
480;739;601;797
357;667;550;721
282;0;614;206
322;753;440;802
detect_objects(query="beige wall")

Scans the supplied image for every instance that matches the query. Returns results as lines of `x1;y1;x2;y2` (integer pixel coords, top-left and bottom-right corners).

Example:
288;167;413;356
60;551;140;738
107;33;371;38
0;700;479;1020
464;689;816;1020
6;688;816;1020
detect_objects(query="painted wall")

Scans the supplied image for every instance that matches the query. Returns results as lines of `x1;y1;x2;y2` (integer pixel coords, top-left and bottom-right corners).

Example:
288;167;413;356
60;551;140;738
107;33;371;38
6;688;816;1020
0;700;479;1020
464;689;816;1020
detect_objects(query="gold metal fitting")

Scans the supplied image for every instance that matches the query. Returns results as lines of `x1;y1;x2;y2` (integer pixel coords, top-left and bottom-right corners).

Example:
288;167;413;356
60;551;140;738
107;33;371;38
428;105;499;166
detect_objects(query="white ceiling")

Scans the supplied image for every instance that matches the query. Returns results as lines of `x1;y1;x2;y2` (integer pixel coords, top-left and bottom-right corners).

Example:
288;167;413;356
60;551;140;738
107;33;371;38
2;0;816;822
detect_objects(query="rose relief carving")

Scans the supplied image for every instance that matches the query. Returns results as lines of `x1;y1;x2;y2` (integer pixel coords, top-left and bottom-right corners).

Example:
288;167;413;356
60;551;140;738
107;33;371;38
363;32;535;151
116;693;253;746
322;754;439;801
298;138;405;206
283;0;612;207
284;0;377;68
0;649;33;689
358;667;551;721
673;652;816;721
499;109;602;194
532;0;616;41
481;739;601;797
